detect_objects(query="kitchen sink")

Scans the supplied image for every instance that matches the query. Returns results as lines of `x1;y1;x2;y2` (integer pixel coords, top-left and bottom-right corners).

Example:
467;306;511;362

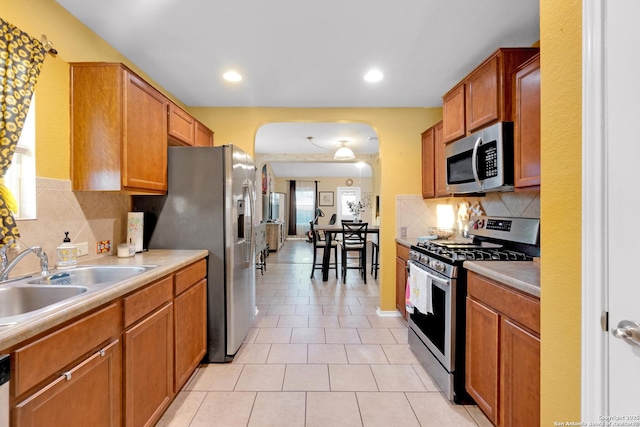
28;265;151;286
0;265;156;326
0;285;88;319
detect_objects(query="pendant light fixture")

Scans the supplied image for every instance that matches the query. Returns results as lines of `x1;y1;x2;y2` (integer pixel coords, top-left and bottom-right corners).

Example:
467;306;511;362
334;140;355;160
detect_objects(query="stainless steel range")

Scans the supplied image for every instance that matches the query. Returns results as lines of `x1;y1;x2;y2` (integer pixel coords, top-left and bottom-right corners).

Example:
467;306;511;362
407;216;540;403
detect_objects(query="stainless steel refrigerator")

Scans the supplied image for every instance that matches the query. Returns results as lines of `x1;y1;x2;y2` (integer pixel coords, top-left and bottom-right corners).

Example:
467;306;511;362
133;145;256;362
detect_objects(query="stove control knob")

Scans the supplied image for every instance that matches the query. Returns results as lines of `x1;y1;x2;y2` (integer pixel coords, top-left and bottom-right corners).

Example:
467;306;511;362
430;260;445;272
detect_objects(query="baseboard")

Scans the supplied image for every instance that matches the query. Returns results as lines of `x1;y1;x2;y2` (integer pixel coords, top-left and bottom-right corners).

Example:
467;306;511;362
376;308;402;317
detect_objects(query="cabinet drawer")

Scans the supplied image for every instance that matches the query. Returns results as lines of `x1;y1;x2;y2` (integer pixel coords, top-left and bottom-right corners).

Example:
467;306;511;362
123;276;173;328
467;272;540;335
396;244;410;261
174;259;207;296
14;339;121;427
14;303;121;397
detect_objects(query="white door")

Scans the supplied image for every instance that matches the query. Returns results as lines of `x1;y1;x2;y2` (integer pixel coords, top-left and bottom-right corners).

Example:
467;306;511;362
337;187;360;222
584;0;640;419
605;0;640;415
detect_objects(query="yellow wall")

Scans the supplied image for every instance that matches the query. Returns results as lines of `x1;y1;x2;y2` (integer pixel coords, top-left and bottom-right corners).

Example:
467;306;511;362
540;0;582;423
190;107;442;310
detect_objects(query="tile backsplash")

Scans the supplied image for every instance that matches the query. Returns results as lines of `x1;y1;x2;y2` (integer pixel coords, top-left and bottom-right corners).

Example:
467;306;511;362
11;178;130;276
396;190;540;239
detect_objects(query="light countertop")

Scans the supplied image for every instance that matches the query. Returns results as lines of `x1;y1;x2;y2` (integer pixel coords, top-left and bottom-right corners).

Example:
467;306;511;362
463;260;540;298
0;249;208;352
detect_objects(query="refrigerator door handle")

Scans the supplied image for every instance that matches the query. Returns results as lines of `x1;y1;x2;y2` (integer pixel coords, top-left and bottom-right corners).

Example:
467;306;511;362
243;179;255;265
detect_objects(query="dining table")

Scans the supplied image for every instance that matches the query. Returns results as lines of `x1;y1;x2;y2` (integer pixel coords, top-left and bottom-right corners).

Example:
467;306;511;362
315;224;380;282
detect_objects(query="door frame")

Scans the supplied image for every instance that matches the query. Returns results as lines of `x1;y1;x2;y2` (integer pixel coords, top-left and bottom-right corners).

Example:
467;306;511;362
582;0;608;420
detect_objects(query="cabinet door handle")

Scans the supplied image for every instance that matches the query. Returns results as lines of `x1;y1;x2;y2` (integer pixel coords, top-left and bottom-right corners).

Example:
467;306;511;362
63;371;72;381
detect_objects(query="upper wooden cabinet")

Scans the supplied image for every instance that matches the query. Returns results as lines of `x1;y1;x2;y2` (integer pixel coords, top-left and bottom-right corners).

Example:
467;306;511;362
442;48;539;143
433;121;448;198
167;102;213;147
421;127;435;199
70;63;168;194
168;102;214;147
421;120;447;199
442;84;465;143
168;102;196;146
513;54;541;189
195;121;214;147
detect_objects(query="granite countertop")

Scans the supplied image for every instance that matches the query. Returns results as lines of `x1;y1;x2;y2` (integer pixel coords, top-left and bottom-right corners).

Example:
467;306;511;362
463;260;540;298
0;249;208;352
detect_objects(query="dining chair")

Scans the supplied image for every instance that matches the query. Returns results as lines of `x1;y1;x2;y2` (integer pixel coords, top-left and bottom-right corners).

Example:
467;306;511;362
370;239;379;279
309;221;338;278
339;221;368;284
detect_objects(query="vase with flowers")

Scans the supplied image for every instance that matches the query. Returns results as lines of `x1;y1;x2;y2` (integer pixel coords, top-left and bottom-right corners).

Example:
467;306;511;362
347;200;365;222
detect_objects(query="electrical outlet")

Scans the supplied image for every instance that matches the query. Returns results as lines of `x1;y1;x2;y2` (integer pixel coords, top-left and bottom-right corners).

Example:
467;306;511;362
76;242;89;257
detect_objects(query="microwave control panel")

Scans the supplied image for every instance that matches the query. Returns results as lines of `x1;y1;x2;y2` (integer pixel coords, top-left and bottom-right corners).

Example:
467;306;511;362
480;141;498;179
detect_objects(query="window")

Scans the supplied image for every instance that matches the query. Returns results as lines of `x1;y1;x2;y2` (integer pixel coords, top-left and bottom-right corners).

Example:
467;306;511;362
294;181;315;237
4;95;37;219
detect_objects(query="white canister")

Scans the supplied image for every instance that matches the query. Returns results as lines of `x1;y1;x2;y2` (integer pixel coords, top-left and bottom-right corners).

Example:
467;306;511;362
117;243;136;258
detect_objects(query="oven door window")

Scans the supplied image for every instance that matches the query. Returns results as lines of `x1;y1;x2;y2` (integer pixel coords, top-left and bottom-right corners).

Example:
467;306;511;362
410;282;447;354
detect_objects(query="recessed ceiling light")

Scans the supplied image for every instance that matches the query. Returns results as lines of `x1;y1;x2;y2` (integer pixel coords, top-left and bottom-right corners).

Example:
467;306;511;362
364;69;383;83
223;70;242;82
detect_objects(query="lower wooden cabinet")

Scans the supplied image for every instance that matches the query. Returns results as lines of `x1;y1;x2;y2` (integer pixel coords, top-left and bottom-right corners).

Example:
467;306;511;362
465;271;540;427
465;297;500;425
124;303;174;427
14;340;122;427
174;279;207;391
9;257;208;427
501;318;540;427
396;243;410;319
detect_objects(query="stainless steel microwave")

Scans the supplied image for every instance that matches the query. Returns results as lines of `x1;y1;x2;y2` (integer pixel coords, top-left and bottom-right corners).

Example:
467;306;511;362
445;121;514;194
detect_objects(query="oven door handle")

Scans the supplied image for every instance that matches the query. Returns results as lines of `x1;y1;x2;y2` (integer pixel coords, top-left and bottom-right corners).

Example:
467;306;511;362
471;136;482;187
408;261;451;291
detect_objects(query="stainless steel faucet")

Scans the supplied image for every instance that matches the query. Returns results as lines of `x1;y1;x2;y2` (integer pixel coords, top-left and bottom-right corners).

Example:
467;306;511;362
0;239;16;273
0;245;49;281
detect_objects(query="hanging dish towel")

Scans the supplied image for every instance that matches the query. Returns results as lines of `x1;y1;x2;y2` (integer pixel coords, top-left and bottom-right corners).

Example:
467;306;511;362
409;263;433;315
406;275;414;314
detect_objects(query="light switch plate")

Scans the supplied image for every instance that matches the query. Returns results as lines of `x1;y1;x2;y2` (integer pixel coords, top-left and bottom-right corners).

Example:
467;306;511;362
76;242;89;257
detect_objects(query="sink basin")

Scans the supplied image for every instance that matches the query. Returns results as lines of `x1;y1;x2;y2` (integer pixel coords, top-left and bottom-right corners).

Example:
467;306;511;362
28;266;149;286
0;285;88;318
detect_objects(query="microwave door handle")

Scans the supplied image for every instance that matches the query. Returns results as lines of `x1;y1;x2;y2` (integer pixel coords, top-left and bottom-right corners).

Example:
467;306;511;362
471;136;482;187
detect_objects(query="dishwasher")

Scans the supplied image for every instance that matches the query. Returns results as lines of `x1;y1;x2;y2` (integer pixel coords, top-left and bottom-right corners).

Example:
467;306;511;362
0;354;8;427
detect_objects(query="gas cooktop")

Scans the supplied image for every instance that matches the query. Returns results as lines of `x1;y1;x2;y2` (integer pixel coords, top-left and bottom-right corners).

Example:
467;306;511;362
411;216;540;265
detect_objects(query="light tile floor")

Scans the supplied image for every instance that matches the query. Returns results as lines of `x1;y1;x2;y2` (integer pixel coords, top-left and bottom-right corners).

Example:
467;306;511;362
157;239;492;427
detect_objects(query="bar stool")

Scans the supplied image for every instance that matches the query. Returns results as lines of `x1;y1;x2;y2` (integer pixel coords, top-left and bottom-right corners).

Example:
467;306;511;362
340;221;368;284
370;240;379;279
310;221;338;278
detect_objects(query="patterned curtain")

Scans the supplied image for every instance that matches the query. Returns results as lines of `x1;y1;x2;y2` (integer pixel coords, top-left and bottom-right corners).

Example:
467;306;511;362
0;19;46;243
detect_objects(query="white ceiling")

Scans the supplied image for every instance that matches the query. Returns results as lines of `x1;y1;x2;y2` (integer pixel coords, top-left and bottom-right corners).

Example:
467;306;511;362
54;0;539;177
54;0;540;108
255;122;377;178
